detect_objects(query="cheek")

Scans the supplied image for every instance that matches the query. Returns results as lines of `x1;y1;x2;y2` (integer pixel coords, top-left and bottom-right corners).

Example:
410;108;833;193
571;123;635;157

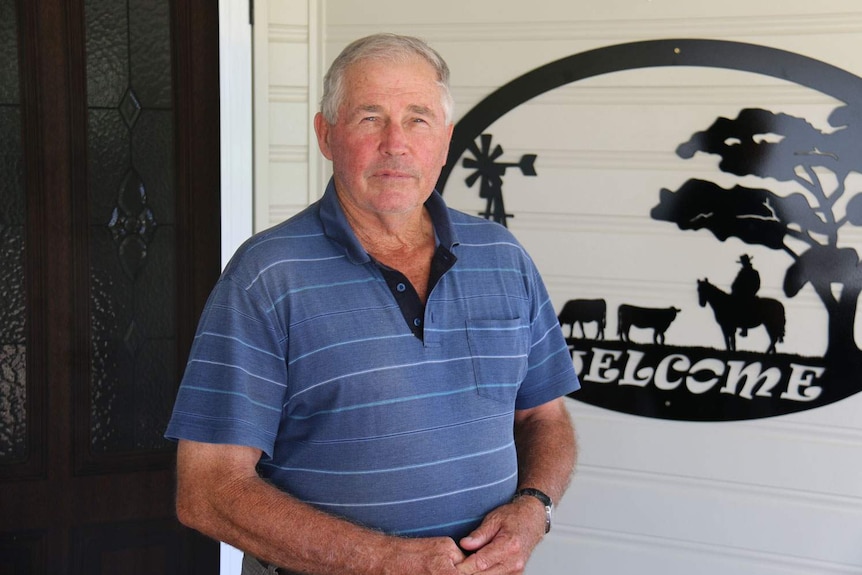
424;131;452;163
329;137;373;171
426;139;451;169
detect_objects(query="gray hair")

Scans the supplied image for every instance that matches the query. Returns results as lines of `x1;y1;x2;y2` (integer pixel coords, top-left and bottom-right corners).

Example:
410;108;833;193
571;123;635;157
320;33;454;125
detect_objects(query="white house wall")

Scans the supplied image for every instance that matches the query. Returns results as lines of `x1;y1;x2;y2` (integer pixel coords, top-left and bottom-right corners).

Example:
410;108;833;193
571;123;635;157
253;0;322;230
251;1;862;574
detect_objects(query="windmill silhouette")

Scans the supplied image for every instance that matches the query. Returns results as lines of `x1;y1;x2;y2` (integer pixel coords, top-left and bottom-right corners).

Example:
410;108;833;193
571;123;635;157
462;134;537;227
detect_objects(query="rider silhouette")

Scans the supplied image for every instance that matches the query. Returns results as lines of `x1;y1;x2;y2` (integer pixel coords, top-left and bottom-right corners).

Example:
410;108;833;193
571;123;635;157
731;254;760;336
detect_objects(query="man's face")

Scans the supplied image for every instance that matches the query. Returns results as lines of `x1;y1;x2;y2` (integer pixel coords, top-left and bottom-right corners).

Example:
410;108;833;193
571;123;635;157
314;56;454;217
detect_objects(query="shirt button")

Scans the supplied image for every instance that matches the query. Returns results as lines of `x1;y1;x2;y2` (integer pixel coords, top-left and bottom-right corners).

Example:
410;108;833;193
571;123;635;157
413;318;422;327
396;283;406;292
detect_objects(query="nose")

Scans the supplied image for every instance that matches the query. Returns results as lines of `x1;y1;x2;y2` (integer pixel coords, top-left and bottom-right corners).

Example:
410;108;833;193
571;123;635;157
380;121;408;155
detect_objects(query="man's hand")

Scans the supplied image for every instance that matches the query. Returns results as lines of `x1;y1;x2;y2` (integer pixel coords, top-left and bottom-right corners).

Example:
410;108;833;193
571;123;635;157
455;397;576;575
455;496;547;575
377;536;467;575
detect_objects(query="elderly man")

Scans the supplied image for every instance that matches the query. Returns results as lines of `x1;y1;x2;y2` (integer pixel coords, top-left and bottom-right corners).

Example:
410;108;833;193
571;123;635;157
166;33;579;575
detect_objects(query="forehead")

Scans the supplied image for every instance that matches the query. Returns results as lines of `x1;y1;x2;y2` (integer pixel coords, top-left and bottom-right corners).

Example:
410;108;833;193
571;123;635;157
341;56;441;107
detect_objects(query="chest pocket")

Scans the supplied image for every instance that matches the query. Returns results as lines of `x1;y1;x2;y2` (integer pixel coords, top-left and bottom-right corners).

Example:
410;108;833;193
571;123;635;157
466;318;530;403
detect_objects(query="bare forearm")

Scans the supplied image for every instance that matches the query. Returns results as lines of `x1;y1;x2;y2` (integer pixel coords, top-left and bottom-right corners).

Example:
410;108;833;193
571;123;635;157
182;475;387;572
513;398;577;505
175;441;463;575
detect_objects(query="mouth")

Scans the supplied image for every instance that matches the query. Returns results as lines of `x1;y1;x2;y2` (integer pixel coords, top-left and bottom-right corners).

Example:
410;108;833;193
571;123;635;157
369;163;418;179
372;170;414;179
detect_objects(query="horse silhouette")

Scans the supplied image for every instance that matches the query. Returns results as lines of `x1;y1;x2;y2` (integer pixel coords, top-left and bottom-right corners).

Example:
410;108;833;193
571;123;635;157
697;278;786;354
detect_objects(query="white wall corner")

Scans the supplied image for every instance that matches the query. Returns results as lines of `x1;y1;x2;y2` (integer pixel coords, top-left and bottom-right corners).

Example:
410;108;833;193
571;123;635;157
307;0;326;203
251;0;271;233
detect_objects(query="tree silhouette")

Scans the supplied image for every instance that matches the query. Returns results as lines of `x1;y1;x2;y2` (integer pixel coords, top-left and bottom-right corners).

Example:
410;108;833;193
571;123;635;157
651;106;862;359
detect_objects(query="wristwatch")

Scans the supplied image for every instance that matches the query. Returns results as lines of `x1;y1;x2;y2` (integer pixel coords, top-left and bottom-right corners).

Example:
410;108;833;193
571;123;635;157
512;488;553;533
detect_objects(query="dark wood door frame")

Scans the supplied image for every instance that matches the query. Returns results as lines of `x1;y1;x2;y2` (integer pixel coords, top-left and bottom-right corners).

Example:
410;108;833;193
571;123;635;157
1;0;221;571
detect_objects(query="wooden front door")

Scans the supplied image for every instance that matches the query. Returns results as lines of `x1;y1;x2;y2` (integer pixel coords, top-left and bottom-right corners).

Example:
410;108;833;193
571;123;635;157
0;0;221;572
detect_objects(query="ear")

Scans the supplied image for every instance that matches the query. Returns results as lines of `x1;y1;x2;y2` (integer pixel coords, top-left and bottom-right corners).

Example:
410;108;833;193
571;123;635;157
313;112;334;161
440;122;455;166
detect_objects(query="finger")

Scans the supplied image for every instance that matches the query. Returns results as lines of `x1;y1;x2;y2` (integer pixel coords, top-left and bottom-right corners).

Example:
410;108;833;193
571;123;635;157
456;552;484;575
458;539;511;575
456;554;510;575
459;515;502;551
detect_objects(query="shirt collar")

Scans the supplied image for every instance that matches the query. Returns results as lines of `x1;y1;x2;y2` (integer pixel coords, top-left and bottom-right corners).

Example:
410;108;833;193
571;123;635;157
319;177;460;265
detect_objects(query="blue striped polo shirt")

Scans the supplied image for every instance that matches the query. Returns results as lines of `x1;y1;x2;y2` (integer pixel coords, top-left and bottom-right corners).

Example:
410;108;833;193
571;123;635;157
165;179;579;539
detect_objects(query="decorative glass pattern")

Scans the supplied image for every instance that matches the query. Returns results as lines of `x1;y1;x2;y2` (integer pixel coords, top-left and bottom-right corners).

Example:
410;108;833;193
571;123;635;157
0;0;27;463
107;169;157;279
86;0;175;453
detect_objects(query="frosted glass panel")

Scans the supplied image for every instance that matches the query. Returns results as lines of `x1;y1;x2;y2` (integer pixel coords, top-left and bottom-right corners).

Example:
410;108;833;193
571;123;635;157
0;0;27;464
86;0;175;453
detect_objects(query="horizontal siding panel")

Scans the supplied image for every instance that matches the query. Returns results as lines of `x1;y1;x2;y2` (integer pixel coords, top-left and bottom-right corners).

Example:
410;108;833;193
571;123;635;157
567;402;862;497
455;99;841;157
528;524;862;575
454;84;839;108
323;0;860;22
323;12;862;41
545;398;862;571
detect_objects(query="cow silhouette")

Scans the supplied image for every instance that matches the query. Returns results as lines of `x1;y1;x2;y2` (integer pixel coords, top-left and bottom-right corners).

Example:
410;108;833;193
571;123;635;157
617;304;681;345
558;299;606;339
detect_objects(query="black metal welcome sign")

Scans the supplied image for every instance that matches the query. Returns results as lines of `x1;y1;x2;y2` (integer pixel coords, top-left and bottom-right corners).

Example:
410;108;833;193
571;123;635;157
437;39;862;421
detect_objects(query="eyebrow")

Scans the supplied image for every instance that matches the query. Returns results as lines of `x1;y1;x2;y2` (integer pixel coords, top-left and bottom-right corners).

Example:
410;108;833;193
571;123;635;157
407;104;435;117
352;104;438;118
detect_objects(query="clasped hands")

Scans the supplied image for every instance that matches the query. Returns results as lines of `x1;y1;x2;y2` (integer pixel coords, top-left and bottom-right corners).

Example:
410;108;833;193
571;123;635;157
395;497;546;575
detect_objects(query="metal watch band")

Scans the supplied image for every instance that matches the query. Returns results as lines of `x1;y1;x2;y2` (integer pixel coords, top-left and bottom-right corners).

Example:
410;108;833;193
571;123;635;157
512;488;553;533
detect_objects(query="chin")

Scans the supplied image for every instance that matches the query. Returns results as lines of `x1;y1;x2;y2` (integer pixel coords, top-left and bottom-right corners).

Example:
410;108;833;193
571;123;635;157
370;186;427;211
371;201;423;216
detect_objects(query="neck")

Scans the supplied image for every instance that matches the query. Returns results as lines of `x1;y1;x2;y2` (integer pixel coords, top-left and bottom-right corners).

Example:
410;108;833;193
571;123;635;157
341;201;437;303
342;204;434;258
